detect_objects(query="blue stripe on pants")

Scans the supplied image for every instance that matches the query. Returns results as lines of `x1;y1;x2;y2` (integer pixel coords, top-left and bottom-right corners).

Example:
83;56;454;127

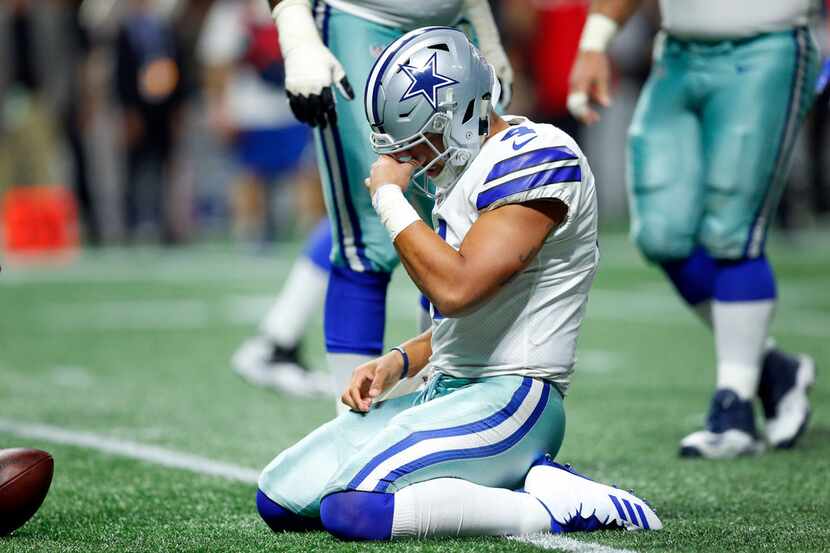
372;381;551;492
348;377;535;490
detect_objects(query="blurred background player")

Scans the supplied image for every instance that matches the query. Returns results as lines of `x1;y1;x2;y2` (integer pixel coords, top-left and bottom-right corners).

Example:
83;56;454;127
231;218;334;394
114;0;188;244
0;0;62;196
62;0;101;245
569;0;821;458
266;0;513;412
199;0;335;394
198;0;314;247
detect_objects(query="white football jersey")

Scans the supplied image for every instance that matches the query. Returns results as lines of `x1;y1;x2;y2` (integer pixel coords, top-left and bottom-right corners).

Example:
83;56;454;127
325;0;463;30
660;0;819;40
427;117;599;394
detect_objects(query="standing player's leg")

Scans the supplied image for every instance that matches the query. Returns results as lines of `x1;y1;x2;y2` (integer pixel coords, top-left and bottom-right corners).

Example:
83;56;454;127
232;218;333;395
312;6;407;412
627;41;704;266
690;28;820;454
627;39;732;453
627;40;707;319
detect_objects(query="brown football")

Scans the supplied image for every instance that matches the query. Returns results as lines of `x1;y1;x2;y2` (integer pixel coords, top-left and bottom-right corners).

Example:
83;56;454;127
0;448;54;536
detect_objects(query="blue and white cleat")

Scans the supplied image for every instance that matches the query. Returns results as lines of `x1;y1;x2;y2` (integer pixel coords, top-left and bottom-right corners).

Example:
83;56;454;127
523;457;663;532
679;389;764;459
759;350;816;449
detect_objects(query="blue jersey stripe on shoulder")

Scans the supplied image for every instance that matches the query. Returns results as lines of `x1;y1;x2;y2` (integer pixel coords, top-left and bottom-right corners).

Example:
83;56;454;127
477;165;582;210
485;146;577;183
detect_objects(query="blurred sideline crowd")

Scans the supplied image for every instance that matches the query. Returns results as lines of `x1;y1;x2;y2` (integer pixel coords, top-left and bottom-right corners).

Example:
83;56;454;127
1;0;828;249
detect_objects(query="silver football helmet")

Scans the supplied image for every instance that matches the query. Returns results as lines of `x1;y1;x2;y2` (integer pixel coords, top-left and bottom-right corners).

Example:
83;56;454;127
364;26;499;196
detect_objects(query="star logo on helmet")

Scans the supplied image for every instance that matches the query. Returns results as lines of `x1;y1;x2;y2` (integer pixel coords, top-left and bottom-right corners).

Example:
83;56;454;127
398;52;458;110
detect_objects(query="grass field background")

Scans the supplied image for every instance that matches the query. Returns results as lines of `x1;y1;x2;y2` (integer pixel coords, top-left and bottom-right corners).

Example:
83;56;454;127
1;230;828;552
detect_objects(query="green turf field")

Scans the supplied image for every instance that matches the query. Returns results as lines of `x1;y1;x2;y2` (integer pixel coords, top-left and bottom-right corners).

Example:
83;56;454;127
1;230;828;552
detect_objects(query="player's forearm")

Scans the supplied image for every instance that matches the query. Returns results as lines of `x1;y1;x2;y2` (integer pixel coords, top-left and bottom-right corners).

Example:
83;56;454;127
589;0;643;26
370;183;484;316
398;328;433;377
394;224;483;318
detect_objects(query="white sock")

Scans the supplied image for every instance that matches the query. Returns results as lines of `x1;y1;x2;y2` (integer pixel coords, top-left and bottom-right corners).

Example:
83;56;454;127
327;352;374;415
260;257;328;348
391;478;550;538
712;300;775;400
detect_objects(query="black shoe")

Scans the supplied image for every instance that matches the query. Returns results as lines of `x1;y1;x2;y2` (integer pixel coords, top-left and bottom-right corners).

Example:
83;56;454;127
679;389;763;459
759;349;815;448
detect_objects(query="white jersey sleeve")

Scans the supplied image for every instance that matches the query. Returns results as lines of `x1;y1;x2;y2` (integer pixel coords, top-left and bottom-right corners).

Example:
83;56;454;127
471;121;589;237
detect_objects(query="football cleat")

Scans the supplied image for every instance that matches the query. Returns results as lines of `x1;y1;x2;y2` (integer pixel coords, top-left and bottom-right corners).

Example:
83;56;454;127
759;350;816;449
231;336;331;397
679;389;764;459
524;456;663;532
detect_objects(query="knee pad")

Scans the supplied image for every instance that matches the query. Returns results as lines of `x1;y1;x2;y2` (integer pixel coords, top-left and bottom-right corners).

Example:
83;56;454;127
324;265;391;355
256;489;321;532
320;491;394;541
631;216;696;263
700;223;751;260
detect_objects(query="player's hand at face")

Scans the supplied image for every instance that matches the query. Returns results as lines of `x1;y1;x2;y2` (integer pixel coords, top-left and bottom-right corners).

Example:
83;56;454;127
366;155;416;197
341;351;403;413
567;51;612;125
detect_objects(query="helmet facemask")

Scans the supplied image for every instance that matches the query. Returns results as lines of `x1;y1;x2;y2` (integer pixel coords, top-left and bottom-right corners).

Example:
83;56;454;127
370;89;493;199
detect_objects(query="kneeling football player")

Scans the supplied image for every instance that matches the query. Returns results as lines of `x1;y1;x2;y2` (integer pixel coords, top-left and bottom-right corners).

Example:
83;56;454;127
256;27;663;539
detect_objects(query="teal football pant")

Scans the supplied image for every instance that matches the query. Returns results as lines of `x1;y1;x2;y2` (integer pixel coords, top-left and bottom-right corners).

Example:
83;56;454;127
312;2;435;273
627;28;820;262
258;374;565;517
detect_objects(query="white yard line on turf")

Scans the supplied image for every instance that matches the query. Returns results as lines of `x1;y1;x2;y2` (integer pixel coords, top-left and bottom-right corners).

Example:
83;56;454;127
509;534;636;553
0;418;259;484
0;418;636;553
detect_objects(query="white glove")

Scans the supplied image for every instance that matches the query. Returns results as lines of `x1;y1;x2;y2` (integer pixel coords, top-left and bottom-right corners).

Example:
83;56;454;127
272;0;354;128
463;0;513;111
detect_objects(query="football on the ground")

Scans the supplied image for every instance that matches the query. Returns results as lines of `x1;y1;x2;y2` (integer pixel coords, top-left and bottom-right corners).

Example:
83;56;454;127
0;448;54;536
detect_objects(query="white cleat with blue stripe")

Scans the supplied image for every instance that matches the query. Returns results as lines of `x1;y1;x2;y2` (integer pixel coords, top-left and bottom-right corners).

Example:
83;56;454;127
524;457;663;533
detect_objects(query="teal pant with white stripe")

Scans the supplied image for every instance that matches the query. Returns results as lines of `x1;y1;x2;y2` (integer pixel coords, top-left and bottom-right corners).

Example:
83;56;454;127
627;28;820;262
258;374;565;517
314;4;436;272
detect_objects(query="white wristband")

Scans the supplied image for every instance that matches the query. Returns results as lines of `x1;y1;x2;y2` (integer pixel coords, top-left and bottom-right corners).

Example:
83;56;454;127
372;185;421;242
578;13;619;52
272;0;321;56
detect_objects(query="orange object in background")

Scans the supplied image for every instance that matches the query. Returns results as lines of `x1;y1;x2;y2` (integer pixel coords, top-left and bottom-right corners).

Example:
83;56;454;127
1;185;79;263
